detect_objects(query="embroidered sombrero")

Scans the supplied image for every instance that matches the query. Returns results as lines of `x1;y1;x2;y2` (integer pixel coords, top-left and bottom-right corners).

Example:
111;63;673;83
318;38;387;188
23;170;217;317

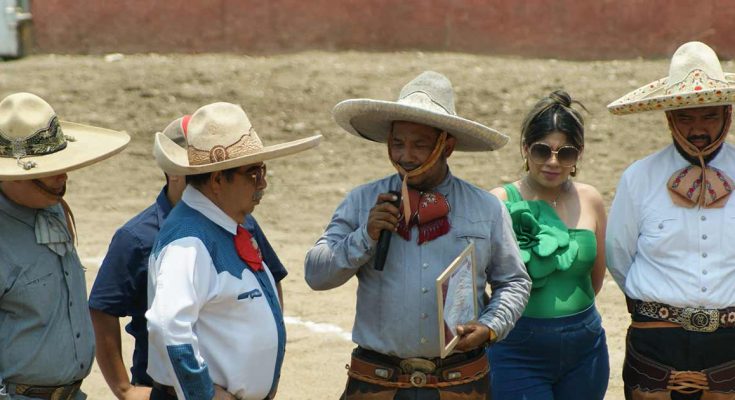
608;41;735;115
332;71;508;151
0;92;130;181
154;102;321;175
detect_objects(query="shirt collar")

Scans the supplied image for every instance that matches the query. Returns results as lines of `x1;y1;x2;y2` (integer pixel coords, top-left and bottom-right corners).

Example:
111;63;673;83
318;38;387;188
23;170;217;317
155;185;174;227
0;187;39;228
390;168;454;196
181;185;238;235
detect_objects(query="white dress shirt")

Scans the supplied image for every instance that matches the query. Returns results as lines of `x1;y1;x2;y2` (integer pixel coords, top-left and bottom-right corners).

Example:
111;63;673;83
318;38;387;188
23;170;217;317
606;143;735;308
146;186;282;400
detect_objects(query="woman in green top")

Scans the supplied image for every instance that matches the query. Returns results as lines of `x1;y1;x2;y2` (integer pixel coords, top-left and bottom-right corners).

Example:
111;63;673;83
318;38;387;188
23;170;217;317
488;90;609;399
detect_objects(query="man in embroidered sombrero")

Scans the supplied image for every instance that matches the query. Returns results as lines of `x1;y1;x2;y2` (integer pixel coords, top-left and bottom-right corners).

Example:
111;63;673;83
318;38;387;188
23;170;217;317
607;41;735;400
89;116;289;400
305;71;531;399
0;92;129;399
146;102;320;400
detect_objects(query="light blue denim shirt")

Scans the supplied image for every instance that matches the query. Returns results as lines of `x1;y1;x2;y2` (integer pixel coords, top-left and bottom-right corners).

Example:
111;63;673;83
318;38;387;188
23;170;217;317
305;171;531;358
0;190;93;399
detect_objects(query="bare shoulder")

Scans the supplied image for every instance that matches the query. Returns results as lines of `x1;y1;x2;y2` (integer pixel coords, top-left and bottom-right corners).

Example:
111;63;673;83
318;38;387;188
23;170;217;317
572;182;605;209
489;184;511;201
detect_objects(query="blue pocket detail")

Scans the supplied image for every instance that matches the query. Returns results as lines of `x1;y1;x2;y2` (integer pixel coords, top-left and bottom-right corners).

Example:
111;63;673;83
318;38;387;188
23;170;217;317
237;289;263;300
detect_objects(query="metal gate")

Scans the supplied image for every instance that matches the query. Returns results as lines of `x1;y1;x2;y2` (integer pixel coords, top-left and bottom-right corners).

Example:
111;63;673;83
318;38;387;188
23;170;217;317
0;0;31;58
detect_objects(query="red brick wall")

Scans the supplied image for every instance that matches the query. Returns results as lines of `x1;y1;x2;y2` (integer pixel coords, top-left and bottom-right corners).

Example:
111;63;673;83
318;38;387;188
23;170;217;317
31;0;735;59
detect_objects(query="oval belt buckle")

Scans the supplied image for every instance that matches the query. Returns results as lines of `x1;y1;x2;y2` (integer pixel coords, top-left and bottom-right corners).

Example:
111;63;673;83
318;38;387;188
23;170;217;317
409;371;427;387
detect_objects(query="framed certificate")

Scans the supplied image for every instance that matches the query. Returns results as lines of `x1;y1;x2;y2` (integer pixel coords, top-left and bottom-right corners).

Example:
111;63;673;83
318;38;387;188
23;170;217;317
436;242;478;358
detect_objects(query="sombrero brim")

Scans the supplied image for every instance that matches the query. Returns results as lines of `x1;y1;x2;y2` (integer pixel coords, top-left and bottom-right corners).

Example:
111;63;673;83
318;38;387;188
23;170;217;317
154;132;322;175
0;121;130;181
332;99;508;151
608;73;735;115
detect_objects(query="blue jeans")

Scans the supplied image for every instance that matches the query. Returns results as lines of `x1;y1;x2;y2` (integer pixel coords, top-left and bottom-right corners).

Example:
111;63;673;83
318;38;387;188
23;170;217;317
488;305;609;400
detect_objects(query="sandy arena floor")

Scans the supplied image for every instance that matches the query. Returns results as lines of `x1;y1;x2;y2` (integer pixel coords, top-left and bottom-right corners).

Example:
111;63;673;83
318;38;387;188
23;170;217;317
4;51;731;399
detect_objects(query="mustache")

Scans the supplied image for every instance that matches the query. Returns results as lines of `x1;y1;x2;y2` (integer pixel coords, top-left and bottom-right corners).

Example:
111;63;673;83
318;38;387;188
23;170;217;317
688;134;711;143
33;180;66;198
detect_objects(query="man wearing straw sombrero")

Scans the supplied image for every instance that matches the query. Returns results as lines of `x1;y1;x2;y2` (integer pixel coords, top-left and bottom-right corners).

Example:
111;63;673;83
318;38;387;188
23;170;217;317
0;92;129;399
146;102;320;400
88;116;289;400
607;41;735;399
305;71;531;399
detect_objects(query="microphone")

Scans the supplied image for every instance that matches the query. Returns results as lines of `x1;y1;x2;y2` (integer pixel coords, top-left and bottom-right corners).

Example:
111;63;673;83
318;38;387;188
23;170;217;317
374;191;401;271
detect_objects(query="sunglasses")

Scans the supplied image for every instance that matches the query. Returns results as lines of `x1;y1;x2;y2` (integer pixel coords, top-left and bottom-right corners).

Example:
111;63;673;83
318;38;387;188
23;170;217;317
241;164;267;186
528;143;580;167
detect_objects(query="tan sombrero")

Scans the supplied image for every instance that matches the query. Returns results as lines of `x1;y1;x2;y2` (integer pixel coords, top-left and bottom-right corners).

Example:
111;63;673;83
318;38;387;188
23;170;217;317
0;92;130;181
332;71;508;151
154;101;321;175
608;41;735;115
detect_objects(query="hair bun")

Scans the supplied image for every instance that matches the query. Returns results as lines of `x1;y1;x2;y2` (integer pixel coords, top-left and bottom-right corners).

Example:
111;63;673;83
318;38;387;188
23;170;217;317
549;90;572;107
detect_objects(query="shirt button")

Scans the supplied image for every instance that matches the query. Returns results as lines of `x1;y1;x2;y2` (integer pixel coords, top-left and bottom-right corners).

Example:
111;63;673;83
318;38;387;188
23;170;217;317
421;313;428;319
702;287;708;293
420;337;428;344
702;252;708;258
701;215;707;221
80;363;84;369
422;263;429;269
421;287;428;294
658;223;664;229
702;234;708;240
703;270;708;275
64;271;69;276
76;332;80;338
69;302;73;307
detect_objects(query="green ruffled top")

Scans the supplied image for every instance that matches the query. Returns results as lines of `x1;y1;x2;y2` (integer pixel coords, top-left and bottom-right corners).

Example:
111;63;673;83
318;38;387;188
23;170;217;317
503;184;597;318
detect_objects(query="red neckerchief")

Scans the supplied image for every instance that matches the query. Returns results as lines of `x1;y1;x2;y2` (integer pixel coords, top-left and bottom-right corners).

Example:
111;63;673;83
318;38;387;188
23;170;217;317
396;189;451;244
234;225;263;271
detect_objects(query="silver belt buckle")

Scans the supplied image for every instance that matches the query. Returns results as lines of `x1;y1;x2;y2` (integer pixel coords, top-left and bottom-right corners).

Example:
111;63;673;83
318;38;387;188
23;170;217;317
680;308;719;332
400;358;436;388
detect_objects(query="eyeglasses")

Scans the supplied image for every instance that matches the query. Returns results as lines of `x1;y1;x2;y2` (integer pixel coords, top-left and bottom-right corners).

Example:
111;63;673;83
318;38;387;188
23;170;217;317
528;142;579;167
241;164;267;186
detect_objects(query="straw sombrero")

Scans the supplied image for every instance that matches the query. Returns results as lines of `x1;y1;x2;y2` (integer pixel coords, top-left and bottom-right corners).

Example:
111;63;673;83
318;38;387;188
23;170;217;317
154;102;321;175
608;41;735;115
332;71;508;151
0;92;130;181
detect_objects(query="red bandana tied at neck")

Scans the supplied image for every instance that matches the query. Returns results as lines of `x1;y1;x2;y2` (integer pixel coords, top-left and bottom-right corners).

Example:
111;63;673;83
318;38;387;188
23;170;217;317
396;189;451;244
234;225;263;271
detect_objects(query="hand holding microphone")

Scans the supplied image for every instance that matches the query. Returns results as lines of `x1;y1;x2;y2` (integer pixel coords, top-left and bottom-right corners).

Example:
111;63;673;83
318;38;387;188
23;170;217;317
367;191;402;271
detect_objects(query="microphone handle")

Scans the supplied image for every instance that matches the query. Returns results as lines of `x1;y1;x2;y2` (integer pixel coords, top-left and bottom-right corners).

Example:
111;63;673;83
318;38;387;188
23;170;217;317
374;191;401;271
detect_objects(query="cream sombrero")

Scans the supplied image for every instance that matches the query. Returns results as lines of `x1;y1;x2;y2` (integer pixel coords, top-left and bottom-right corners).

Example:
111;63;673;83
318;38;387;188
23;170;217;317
0;92;130;181
608;41;735;115
154;102;321;175
332;71;508;151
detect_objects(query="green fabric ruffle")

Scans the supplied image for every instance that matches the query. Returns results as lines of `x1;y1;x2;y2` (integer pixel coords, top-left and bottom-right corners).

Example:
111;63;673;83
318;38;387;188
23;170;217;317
506;200;578;288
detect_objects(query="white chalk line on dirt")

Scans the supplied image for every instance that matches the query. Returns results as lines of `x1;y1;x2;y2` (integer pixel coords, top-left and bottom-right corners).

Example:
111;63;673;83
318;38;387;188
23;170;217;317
82;257;353;342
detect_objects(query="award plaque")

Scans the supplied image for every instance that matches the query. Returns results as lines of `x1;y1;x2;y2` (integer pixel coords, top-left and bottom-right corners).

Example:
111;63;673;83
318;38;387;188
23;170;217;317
436;242;478;358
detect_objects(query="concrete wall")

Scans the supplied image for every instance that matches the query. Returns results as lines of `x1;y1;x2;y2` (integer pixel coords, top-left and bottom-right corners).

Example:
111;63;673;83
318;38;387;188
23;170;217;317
31;0;735;59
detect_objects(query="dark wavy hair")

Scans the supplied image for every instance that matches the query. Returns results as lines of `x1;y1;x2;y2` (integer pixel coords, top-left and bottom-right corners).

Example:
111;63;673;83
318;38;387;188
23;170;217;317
520;90;587;152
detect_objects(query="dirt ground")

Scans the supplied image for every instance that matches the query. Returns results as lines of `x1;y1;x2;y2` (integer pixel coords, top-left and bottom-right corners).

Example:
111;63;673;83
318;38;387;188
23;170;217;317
3;51;732;399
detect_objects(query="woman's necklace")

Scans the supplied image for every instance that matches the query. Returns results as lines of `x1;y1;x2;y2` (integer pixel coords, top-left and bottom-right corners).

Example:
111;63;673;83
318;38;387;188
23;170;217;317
522;177;568;208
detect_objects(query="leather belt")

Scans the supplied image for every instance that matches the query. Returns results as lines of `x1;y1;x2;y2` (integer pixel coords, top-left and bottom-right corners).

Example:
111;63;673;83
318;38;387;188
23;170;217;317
8;380;82;400
628;297;735;333
347;347;489;388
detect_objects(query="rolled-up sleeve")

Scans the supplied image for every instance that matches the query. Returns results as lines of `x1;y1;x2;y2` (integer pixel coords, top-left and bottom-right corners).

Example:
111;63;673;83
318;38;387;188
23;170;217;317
304;193;376;290
478;207;532;341
605;172;639;291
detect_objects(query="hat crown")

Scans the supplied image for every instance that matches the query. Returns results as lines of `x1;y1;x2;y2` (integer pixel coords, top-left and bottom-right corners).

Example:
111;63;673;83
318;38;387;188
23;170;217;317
397;71;456;116
186;102;264;166
0;92;57;140
669;41;726;83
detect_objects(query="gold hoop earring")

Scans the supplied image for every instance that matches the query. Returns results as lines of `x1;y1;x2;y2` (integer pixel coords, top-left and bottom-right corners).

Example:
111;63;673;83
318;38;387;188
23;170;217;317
523;158;529;171
570;165;577;177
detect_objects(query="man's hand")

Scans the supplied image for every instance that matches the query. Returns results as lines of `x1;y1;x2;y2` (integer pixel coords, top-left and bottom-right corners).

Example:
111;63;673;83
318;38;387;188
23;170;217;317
366;193;401;241
454;322;491;351
119;386;151;400
213;384;236;400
